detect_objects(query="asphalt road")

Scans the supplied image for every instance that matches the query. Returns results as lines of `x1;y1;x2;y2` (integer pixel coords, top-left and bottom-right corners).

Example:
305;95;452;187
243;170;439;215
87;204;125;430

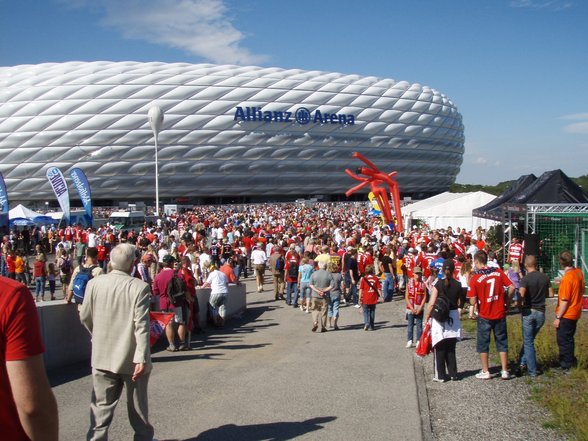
50;276;423;441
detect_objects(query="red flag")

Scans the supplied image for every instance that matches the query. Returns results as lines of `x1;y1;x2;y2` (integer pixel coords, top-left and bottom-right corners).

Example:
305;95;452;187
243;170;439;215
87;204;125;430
415;322;432;357
149;312;174;347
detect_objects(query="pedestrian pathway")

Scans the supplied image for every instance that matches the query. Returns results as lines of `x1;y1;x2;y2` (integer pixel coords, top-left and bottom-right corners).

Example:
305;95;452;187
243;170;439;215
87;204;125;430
51;278;423;440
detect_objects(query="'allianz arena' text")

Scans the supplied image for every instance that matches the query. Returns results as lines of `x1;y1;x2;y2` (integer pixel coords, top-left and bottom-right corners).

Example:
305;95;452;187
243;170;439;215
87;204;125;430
0;61;465;202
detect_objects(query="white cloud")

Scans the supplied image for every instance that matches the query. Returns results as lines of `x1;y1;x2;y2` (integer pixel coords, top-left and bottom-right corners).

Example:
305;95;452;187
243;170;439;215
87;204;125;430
61;0;268;65
560;113;588;120
475;157;488;165
509;0;572;10
560;113;588;133
564;122;588;134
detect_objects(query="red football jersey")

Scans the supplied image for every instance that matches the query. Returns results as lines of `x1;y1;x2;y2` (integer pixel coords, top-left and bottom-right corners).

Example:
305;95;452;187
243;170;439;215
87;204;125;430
468;268;512;320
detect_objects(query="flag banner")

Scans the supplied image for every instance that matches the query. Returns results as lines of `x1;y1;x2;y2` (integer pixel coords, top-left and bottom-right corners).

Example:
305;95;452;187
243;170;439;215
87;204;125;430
0;172;8;230
69;168;93;227
46;166;70;224
149;312;174;347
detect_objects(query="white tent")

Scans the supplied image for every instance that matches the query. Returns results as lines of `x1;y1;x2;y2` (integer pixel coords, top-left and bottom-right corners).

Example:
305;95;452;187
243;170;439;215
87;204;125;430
9;204;45;220
404;192;498;232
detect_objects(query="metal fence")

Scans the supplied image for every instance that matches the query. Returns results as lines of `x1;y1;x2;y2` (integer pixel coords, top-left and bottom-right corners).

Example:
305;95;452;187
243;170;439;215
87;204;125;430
535;213;588;281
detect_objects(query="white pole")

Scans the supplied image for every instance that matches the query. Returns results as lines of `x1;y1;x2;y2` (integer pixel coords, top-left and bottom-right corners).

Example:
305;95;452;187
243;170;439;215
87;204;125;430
148;106;164;217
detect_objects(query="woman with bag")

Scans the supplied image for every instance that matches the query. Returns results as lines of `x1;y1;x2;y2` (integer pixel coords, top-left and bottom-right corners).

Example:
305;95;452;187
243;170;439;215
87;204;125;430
178;255;199;347
425;259;462;383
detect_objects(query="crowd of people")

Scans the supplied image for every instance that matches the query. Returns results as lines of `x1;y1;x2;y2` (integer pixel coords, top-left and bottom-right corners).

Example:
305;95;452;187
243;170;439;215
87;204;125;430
1;201;584;440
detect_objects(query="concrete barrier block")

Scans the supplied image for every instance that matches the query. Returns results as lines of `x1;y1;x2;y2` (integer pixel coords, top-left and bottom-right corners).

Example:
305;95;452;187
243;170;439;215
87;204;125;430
36;302;91;371
195;283;247;328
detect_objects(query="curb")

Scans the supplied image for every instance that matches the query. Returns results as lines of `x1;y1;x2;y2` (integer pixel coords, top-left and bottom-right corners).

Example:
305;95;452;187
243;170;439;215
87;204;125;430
413;354;434;441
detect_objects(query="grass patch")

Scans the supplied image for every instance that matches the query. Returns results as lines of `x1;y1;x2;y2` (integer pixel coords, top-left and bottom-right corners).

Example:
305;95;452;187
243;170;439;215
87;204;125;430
459;300;587;440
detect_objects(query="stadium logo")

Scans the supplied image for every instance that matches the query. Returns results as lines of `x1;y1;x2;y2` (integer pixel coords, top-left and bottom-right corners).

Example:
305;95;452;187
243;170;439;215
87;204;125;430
234;106;355;125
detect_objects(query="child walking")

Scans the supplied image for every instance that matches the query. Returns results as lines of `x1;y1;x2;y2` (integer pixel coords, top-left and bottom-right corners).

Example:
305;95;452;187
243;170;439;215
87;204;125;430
405;267;426;347
47;262;57;300
33;254;47;302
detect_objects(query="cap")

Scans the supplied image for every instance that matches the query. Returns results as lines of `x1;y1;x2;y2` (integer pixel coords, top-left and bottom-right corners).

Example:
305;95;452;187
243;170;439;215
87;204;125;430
408;247;416;254
413;267;423;274
162;254;175;264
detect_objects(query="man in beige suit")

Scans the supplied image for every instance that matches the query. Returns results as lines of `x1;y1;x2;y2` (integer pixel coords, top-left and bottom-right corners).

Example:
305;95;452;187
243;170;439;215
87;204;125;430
80;243;154;441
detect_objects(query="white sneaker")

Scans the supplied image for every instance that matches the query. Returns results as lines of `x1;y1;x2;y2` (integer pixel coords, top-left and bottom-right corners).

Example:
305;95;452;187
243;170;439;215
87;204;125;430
432;377;446;383
405;340;413;348
501;370;512;380
475;370;491;380
415;340;420;347
354;304;361;309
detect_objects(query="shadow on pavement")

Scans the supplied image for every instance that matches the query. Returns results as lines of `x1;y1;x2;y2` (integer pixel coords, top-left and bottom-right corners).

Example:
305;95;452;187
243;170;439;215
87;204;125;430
48;361;91;387
183;416;337;441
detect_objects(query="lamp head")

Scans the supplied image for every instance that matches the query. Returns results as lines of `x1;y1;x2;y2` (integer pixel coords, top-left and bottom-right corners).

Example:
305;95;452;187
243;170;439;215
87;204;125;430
148;106;164;134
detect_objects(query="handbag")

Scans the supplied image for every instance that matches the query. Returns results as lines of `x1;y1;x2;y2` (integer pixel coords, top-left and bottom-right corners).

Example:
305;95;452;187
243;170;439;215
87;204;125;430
415;321;432;357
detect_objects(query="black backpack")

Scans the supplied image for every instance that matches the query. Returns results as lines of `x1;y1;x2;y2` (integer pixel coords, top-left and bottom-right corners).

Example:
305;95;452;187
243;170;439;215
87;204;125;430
431;284;453;325
287;261;299;278
60;257;72;274
167;271;187;306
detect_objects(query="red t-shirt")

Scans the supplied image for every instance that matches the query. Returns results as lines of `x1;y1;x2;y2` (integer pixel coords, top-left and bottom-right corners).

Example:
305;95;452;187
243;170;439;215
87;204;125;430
284;256;300;283
453;241;465;257
359;274;381;305
508;243;524;263
33;260;46;278
6;255;15;273
153;268;175;310
403;254;417;278
406;279;426;309
0;277;45;441
468;268;512;320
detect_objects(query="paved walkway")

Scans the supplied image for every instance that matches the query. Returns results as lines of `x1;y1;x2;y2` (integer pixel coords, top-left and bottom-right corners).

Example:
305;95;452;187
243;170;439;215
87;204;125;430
51;277;423;440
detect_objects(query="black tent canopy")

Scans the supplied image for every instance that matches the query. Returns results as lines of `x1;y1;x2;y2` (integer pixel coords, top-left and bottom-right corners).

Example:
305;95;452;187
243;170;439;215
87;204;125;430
473;170;588;221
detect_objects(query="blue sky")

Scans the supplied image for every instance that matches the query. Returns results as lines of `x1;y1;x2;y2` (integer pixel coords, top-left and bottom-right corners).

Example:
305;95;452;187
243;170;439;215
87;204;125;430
1;0;587;185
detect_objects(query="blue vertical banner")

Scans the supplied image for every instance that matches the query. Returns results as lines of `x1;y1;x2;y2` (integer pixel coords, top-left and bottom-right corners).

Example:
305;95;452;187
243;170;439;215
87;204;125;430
46;166;70;225
69;167;93;227
0;172;8;230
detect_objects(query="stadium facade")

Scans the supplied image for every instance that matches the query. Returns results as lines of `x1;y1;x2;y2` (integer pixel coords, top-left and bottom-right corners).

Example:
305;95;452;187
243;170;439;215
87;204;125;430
0;61;465;204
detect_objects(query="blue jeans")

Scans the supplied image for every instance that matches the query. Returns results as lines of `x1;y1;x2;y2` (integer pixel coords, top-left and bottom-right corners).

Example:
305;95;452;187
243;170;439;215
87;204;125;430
519;309;545;376
0;255;6;276
348;283;358;305
407;312;423;342
328;297;340;318
382;273;395;301
476;317;508;353
299;282;311;301
363;304;376;329
35;276;46;297
557;317;578;369
286;281;298;305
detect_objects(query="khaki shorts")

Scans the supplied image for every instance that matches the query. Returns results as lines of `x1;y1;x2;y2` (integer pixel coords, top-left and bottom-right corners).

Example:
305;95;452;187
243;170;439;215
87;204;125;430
255;264;265;277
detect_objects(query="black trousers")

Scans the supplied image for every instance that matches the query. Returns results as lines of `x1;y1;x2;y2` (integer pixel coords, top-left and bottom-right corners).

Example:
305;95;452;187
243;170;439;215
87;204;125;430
434;338;458;380
557;317;578;369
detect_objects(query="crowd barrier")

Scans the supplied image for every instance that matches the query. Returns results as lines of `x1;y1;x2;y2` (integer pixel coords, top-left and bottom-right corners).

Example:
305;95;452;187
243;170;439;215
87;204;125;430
38;283;247;371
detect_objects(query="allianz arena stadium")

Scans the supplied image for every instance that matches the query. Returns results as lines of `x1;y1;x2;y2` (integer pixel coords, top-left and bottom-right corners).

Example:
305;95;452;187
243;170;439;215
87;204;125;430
0;61;464;203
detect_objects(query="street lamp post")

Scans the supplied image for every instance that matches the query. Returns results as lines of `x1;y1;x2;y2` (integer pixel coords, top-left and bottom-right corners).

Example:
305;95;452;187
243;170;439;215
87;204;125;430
148;106;164;217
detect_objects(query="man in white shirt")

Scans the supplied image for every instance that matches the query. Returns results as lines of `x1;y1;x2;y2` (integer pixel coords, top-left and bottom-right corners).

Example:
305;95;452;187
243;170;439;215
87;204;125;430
87;228;97;248
251;243;267;293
